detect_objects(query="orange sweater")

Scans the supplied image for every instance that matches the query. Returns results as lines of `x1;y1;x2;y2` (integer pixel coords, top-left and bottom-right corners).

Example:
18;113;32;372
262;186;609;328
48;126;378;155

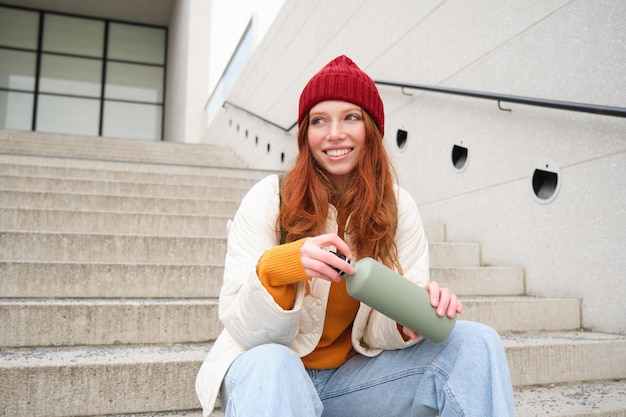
256;238;360;369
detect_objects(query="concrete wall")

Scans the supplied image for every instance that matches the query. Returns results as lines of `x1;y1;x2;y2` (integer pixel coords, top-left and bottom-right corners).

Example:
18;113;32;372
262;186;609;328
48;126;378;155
203;0;626;334
164;0;211;143
381;0;626;336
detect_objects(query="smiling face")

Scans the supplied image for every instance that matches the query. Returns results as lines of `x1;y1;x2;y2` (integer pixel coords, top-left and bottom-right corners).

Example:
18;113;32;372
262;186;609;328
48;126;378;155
307;100;367;190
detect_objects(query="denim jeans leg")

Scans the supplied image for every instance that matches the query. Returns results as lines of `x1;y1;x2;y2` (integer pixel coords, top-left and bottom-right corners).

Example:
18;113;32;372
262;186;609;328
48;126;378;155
411;321;515;417
220;343;323;417
315;321;515;417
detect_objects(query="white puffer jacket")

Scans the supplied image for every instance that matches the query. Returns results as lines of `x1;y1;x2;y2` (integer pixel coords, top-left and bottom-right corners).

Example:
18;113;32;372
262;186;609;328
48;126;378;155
195;175;430;415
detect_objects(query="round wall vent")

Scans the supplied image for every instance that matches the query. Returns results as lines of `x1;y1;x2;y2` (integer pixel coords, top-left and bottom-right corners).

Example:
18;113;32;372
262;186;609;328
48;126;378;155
396;128;408;151
531;159;561;204
451;140;469;172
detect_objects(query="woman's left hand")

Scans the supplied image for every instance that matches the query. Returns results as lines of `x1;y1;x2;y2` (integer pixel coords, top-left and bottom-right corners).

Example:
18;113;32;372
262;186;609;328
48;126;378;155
423;281;463;318
400;281;463;340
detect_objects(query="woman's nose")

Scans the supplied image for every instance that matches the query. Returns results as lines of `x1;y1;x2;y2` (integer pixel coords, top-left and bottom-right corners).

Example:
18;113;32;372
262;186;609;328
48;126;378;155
327;120;344;140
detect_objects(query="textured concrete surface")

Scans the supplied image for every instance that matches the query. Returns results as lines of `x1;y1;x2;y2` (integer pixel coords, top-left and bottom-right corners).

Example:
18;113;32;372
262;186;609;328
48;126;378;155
515;380;626;417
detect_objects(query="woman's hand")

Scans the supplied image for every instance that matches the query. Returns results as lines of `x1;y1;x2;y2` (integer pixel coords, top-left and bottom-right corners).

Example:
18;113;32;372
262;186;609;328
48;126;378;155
300;234;354;282
424;281;463;318
400;281;462;340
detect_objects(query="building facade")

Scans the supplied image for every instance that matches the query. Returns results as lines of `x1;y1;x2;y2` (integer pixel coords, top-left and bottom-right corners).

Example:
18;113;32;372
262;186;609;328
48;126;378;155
0;0;210;143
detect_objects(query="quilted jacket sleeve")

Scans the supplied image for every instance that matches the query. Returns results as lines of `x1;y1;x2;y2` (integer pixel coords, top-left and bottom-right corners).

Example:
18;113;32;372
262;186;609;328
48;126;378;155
218;175;307;350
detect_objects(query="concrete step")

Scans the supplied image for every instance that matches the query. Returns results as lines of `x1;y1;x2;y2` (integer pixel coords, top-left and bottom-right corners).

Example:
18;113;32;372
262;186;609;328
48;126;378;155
2;263;518;299
1;231;469;265
514;379;626;417
0;297;579;348
2;332;624;417
0;175;251;200
429;241;480;266
503;331;626;386
105;379;626;417
0;262;223;298
0;204;448;244
431;266;525;296
0;343;210;417
115;379;626;417
1;207;232;237
462;296;581;332
106;412;208;417
0;130;247;168
0;298;221;347
1;232;227;263
0;161;262;188
0;208;461;242
0;189;242;216
103;412;207;417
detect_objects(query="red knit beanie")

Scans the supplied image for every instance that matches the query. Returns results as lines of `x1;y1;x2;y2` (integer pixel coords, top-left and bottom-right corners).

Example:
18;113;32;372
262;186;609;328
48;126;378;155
298;55;385;135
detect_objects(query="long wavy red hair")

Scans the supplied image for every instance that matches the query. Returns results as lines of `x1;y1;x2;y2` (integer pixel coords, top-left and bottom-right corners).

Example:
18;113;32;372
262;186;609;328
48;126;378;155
278;111;401;272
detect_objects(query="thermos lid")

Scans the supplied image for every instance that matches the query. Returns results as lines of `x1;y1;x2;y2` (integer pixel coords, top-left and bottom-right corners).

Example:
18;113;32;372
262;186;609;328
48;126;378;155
329;251;348;276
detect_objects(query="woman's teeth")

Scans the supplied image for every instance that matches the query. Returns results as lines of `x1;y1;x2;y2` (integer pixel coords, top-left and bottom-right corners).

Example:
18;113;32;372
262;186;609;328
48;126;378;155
326;149;350;157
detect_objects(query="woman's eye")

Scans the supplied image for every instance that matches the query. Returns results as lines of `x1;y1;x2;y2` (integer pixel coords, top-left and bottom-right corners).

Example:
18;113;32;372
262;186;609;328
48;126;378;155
310;117;324;125
346;114;361;121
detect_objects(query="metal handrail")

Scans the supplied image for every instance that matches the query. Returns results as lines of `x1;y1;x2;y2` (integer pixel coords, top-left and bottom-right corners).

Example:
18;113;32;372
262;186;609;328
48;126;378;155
374;80;626;118
222;81;626;132
223;101;298;132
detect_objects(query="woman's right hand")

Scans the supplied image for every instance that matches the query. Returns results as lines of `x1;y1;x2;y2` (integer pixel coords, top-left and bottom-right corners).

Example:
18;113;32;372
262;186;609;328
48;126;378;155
300;234;355;282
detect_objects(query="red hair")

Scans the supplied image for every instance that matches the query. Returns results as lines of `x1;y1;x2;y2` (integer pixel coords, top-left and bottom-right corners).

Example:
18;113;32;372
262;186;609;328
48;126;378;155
278;111;401;272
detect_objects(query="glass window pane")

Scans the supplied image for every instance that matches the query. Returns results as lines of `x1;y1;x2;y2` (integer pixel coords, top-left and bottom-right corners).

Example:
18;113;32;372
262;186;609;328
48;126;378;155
108;23;165;65
0;49;37;90
43;14;104;57
103;101;162;141
105;62;163;103
0;91;33;130
39;54;102;97
0;6;39;49
37;95;100;136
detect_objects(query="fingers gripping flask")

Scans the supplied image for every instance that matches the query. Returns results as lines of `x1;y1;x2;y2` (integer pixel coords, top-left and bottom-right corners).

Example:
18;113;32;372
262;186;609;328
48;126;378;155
332;252;456;343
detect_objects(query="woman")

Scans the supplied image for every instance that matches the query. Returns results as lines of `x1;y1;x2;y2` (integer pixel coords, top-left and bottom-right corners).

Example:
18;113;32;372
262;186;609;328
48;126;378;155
196;55;515;416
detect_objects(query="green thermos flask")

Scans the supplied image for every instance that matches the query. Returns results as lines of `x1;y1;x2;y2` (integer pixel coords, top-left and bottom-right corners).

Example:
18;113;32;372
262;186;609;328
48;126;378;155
332;252;457;343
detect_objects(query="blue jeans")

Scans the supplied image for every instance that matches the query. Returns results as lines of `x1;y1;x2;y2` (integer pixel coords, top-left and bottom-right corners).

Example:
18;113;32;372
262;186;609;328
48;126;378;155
220;321;515;416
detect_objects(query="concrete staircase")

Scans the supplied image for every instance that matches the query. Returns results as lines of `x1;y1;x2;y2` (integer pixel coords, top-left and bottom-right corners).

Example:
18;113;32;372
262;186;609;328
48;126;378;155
1;130;624;417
